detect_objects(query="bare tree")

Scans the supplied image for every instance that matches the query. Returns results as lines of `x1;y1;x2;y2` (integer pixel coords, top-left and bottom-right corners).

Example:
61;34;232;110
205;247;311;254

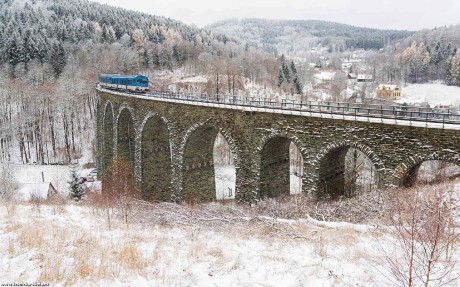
0;161;17;214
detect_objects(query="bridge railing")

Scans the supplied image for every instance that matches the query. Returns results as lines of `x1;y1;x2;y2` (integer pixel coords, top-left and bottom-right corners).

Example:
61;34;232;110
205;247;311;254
99;86;460;126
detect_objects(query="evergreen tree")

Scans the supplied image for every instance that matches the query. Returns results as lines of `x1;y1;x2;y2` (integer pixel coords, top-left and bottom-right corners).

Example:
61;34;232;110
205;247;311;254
151;48;160;66
7;34;23;77
33;32;48;64
7;34;23;66
68;164;84;201
142;49;149;68
50;42;66;77
101;24;108;43
277;66;285;87
281;55;291;83
290;60;303;94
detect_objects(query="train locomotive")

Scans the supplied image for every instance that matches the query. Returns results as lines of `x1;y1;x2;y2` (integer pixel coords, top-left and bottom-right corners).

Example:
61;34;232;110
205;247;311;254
99;74;149;93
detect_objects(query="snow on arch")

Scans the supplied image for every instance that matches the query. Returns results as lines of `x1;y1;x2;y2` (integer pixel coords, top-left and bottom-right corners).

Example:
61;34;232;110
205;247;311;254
115;103;137;130
313;140;386;173
178;120;242;171
255;130;308;196
138;111;173;139
312;140;386;195
179;120;241;200
137;111;174;167
255;130;308;161
103;100;114;124
392;150;460;185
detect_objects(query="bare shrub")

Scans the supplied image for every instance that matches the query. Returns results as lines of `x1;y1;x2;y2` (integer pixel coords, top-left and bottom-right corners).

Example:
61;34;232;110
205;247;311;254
380;183;460;287
29;192;45;212
311;188;385;223
101;156;141;227
82;162;96;169
254;194;313;219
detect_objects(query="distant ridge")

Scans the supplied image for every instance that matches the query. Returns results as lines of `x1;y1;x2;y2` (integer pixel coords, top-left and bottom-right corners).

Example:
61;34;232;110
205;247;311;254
207;18;414;56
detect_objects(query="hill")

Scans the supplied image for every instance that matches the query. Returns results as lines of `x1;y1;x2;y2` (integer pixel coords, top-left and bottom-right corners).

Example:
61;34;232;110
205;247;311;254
0;0;238;77
206;18;414;56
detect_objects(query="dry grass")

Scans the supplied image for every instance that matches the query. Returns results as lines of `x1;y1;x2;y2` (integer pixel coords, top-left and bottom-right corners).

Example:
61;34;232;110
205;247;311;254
2;181;458;286
116;243;147;270
314;235;328;258
17;227;45;249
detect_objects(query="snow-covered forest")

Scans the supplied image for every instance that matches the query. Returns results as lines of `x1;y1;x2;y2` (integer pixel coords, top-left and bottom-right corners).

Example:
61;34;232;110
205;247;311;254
0;0;282;165
207;19;414;56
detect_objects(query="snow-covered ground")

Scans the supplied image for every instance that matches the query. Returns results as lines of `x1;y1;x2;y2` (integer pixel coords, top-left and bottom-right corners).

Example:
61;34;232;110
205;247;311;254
1;198;458;286
396;83;460;106
12;163;71;193
314;71;335;82
214;165;236;200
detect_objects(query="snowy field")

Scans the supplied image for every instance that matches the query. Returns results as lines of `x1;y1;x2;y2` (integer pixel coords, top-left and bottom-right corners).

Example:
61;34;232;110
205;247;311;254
0;204;387;286
396;83;460;106
1;193;459;286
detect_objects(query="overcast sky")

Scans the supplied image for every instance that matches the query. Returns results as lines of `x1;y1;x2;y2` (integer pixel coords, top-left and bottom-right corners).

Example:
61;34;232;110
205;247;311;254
92;0;460;31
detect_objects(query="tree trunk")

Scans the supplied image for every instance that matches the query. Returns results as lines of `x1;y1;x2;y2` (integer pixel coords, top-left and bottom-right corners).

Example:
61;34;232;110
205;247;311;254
48;98;56;159
63;110;71;163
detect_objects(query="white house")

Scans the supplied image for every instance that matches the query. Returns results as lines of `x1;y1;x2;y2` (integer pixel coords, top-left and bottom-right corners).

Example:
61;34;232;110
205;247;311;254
356;74;374;83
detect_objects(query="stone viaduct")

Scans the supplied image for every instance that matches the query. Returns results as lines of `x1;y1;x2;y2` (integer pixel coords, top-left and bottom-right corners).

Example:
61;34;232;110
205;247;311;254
96;88;460;203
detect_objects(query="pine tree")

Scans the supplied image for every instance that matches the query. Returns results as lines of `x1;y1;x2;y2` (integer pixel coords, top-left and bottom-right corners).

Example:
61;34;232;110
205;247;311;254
7;34;23;66
277;66;285;87
101;24;108;43
7;34;23;78
68;163;84;201
281;55;291;83
50;42;66;77
290;60;303;94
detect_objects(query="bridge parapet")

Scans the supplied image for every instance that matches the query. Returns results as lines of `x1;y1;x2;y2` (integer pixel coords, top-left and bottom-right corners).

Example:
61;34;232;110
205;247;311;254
97;86;460;129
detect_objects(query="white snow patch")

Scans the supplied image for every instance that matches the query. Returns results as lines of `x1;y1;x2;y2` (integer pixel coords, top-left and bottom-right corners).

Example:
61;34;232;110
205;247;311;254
178;75;208;83
314;71;335;81
12;164;70;194
396;83;460;106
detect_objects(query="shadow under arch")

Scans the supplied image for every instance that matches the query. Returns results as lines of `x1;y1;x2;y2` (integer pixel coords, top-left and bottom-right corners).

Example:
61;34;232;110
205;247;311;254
180;122;240;203
102;101;114;174
256;133;307;199
139;113;172;201
393;151;460;187
315;141;385;199
116;107;135;167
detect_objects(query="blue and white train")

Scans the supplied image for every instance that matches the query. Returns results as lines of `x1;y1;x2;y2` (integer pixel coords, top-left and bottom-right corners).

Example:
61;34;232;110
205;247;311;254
99;74;150;93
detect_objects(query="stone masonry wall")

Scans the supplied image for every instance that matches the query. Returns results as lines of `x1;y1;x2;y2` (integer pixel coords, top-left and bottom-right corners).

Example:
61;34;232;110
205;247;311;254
97;90;460;203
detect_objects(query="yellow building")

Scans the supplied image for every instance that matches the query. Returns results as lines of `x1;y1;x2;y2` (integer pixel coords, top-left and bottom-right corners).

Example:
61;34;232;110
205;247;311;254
376;84;401;100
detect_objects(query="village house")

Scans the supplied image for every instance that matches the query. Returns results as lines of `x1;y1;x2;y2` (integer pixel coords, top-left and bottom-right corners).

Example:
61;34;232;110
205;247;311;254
376;84;402;100
356;74;374;83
